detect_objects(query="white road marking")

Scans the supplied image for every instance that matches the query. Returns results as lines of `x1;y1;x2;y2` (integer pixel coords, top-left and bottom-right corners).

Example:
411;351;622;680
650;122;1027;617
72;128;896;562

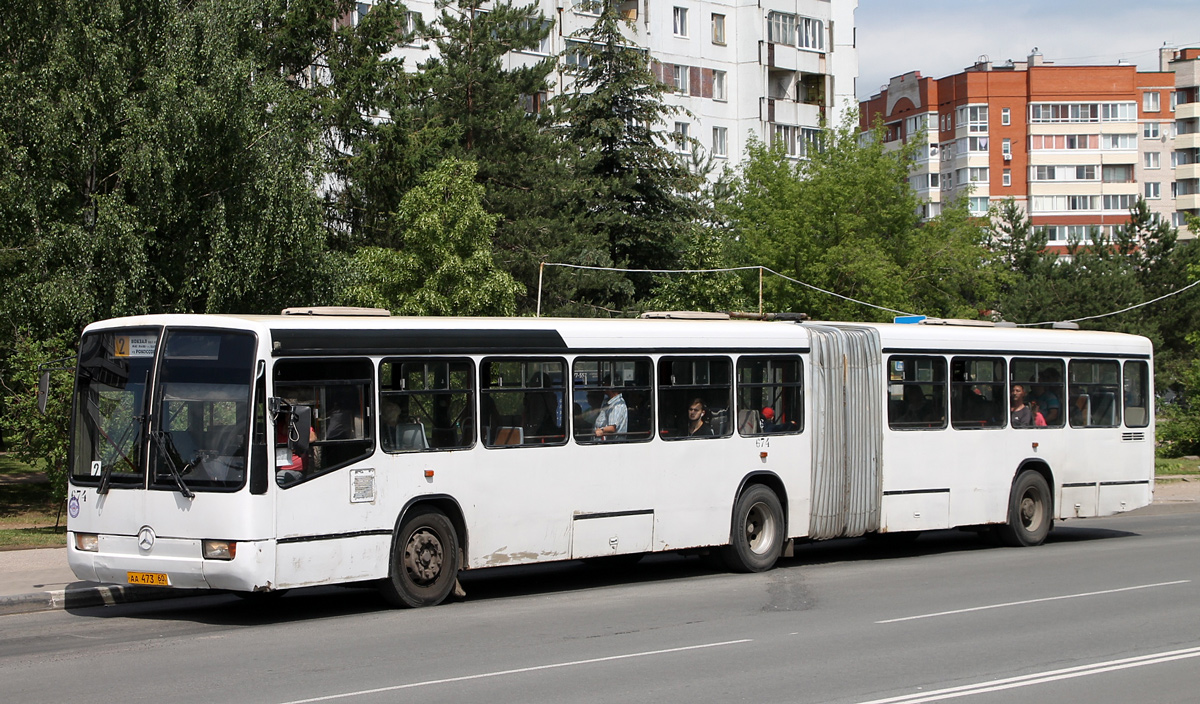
277;638;754;704
855;645;1200;704
876;580;1191;624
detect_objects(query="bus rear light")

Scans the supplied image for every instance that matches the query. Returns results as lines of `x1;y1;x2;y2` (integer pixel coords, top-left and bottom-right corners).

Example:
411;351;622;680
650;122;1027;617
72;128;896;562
202;540;237;561
424;470;435;478
75;533;99;552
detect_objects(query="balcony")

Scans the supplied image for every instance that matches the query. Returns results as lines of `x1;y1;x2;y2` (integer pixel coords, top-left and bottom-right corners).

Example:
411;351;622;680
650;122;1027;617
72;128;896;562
1177;102;1200;120
1176;163;1200;182
760;97;822;127
1178;193;1200;211
1178;132;1200;150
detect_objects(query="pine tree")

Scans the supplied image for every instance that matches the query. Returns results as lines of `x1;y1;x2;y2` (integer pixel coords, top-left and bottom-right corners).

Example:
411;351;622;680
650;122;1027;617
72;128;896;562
552;1;705;312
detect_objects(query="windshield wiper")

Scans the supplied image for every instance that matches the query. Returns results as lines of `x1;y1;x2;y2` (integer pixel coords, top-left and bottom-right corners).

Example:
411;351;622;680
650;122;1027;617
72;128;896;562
150;430;195;499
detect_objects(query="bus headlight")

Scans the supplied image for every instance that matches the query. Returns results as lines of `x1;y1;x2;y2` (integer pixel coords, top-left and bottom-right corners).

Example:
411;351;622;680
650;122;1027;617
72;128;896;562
74;533;99;552
202;540;237;561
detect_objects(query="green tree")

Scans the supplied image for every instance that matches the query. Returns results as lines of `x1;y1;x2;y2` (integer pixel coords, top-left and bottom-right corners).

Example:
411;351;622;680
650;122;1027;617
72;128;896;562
415;1;568;311
335;158;522;315
726;118;990;320
0;0;339;344
0;331;75;506
550;1;706;312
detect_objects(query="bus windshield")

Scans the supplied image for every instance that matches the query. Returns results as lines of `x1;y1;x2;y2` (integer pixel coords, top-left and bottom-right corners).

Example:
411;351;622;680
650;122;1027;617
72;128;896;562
71;328;257;492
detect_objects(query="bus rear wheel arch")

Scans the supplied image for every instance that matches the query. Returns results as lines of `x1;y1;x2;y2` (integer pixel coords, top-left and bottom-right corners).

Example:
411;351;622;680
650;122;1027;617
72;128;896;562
380;506;461;608
997;469;1053;547
722;483;786;572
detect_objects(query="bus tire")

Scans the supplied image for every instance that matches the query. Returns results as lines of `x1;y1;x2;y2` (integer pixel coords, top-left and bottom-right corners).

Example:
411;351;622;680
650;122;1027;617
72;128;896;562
380;507;461;608
721;484;785;573
997;471;1052;547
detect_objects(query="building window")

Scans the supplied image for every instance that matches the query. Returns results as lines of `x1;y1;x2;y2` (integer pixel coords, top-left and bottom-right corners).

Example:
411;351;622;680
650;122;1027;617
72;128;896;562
565;41;590;70
956;105;988;133
767;11;797;45
1003;169;1011;187
1102;194;1137;210
797;16;824;50
572;0;601;16
673;122;690;151
1101;133;1136;150
520;92;547;115
1144;122;1161;139
1002;138;1011;155
712;126;728;157
1145;151;1161;168
1144;91;1161;112
1001;107;1011;126
673;7;688;37
672;64;689;94
711;13;726;44
1145;182;1162;199
968;166;989;183
713;70;727;101
969;196;989;215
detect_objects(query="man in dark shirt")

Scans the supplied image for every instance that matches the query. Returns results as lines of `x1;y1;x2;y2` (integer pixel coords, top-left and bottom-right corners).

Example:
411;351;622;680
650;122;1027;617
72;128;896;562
1011;384;1034;427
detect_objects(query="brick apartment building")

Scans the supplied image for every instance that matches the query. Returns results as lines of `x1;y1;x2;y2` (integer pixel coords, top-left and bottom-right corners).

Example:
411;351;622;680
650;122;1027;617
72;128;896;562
860;47;1200;248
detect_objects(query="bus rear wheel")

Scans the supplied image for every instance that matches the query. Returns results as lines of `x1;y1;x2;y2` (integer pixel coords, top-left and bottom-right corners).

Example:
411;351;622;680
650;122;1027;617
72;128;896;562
722;484;785;572
380;507;461;608
997;471;1052;547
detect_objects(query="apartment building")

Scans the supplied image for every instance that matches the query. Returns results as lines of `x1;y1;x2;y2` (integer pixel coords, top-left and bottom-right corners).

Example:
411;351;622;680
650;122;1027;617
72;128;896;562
860;48;1196;247
382;1;858;170
1174;48;1200;224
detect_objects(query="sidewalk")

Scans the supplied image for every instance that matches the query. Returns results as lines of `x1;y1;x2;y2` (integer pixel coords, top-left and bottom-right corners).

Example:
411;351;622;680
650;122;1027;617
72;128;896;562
3;479;1198;616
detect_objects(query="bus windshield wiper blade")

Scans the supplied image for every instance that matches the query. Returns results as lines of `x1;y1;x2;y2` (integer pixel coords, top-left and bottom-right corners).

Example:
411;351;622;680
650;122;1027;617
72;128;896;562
150;430;195;499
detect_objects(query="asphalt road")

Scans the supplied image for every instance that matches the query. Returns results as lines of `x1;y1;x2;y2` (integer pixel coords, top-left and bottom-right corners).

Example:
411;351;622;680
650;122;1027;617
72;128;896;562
3;506;1199;704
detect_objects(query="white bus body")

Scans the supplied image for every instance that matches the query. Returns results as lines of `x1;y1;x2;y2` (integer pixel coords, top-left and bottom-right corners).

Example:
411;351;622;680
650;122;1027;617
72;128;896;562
65;314;1154;606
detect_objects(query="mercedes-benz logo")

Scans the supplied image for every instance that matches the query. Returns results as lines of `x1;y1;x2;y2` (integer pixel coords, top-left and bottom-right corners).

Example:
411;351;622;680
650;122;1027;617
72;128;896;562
137;526;156;552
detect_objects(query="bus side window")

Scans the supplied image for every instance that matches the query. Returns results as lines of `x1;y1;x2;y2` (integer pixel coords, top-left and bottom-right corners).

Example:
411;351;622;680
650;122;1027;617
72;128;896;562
658;356;733;439
274;358;374;487
949;356;1005;429
480;358;566;448
572;358;654;443
1069;359;1121;428
380;359;475;452
736;356;802;435
1123;360;1150;428
888;355;947;430
1011;358;1065;428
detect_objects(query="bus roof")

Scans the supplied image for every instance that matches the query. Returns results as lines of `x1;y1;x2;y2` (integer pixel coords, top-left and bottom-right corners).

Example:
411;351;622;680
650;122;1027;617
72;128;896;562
81;313;1152;358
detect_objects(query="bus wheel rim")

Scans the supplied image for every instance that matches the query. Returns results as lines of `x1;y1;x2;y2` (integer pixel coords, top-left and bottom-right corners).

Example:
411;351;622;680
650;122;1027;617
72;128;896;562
404;528;444;585
746;502;776;554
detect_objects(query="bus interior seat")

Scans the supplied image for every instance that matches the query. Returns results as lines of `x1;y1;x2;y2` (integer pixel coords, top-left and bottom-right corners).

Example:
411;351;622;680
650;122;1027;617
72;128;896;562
737;409;759;434
396;422;429;450
710;407;729;436
494;427;524;445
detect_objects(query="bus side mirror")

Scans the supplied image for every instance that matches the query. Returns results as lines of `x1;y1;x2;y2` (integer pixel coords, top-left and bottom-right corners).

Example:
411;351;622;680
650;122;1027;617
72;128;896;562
37;372;50;415
291;405;312;454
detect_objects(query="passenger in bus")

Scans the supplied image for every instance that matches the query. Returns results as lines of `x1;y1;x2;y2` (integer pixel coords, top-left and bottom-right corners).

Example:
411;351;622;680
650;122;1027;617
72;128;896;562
593;378;628;441
1070;392;1091;426
683;398;714;437
1010;384;1034;427
1029;368;1062;425
1029;400;1047;427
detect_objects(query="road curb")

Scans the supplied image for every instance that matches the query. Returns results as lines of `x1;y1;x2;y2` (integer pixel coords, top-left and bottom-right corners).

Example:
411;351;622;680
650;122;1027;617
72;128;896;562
0;584;204;616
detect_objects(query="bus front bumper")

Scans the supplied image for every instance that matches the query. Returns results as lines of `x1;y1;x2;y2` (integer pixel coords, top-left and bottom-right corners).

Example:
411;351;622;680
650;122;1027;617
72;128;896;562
67;533;278;592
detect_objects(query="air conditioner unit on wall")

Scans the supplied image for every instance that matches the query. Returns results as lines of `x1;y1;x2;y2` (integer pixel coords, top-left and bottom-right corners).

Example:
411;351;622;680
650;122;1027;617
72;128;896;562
1003;152;1012;161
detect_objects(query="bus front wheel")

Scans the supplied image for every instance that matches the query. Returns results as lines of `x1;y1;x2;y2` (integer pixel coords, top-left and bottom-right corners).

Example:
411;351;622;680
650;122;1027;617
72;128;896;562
380;507;461;608
722;484;785;572
997;471;1052;547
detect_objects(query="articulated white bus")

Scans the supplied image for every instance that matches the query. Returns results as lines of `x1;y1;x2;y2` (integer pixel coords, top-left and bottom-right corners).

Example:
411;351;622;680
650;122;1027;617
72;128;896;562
65;310;1154;607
